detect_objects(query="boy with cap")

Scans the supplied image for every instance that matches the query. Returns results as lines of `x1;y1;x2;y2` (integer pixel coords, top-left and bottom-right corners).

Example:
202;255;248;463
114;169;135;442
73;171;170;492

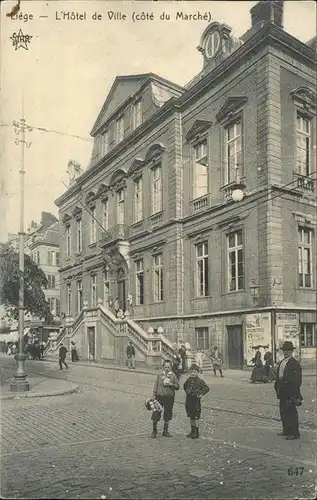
152;359;179;438
184;363;210;439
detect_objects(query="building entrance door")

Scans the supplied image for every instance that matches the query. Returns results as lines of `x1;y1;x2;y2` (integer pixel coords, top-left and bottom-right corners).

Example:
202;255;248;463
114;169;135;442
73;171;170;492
117;268;126;313
87;326;96;360
227;325;243;369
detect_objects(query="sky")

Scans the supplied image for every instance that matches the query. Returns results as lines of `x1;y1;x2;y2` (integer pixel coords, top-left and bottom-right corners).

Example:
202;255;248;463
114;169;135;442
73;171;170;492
1;0;316;242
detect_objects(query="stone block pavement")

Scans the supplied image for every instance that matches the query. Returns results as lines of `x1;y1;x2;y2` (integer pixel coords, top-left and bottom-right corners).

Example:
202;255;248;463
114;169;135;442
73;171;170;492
0;354;316;499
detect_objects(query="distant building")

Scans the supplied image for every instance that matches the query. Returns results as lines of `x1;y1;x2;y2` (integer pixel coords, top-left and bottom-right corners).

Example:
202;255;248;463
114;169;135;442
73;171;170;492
55;1;316;367
25;213;60;317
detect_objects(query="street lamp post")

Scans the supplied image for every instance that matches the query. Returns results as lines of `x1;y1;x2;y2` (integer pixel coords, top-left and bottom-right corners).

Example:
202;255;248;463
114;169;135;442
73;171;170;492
10;116;32;392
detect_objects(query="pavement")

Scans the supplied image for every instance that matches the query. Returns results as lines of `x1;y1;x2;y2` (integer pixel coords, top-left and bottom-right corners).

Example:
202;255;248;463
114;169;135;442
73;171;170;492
0;354;316;499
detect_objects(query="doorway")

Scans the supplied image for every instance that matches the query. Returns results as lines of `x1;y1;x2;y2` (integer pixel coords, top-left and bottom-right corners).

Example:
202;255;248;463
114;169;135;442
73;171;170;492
87;326;96;361
227;325;243;369
117;268;126;312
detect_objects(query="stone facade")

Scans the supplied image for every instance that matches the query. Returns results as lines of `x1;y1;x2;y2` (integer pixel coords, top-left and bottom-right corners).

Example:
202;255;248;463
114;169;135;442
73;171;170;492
56;3;316;367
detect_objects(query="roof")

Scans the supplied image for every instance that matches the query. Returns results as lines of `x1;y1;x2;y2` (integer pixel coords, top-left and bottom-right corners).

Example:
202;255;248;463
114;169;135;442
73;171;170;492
90;73;184;135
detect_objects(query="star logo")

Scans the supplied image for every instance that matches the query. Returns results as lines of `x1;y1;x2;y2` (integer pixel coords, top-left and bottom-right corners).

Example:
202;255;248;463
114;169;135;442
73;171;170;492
10;29;32;51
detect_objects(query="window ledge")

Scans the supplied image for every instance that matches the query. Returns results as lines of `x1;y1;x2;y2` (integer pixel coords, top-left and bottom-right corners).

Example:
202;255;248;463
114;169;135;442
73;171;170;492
192;295;212;300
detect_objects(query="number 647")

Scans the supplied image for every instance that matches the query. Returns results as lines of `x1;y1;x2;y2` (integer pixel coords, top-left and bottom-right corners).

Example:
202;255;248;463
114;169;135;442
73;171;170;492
288;467;304;476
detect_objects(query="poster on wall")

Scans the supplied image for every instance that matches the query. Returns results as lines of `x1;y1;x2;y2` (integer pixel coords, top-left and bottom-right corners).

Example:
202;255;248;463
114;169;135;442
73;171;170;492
275;312;300;361
245;313;272;367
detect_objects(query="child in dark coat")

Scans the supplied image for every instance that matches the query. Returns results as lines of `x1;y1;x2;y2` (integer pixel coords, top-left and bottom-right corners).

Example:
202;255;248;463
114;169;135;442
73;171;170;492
183;363;210;439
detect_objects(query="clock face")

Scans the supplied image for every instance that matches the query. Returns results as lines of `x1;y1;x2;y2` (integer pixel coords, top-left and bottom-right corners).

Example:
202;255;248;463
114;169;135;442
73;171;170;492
205;31;221;59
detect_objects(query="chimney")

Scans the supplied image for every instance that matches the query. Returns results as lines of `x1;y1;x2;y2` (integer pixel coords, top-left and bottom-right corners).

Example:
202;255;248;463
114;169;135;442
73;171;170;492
250;1;284;29
66;159;83;187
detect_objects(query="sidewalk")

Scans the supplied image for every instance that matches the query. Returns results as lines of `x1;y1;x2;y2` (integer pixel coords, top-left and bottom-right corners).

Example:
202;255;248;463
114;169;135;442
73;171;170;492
0;374;79;400
43;356;316;381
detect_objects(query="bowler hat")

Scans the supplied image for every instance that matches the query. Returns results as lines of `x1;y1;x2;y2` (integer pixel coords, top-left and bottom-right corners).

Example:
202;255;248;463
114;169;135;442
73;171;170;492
281;341;296;351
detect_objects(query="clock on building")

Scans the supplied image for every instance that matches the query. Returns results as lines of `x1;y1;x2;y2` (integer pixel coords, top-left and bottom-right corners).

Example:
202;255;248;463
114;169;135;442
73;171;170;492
198;22;236;69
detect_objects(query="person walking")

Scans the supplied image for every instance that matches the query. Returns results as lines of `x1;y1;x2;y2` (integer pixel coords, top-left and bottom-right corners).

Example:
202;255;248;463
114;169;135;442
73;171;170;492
126;340;136;369
183;363;210;439
210;346;224;377
58;343;68;370
274;341;302;440
250;346;266;383
40;342;45;360
71;341;79;362
171;346;181;380
178;344;186;373
263;345;275;381
151;359;179;438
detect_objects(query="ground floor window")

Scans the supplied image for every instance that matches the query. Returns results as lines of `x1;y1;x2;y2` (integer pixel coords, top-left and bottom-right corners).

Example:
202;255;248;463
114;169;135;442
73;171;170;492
195;327;209;350
300;323;316;347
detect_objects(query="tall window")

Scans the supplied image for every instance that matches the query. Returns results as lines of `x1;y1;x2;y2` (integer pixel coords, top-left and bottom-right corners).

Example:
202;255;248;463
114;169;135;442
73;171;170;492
134;177;143;222
225;121;242;184
196;242;209;297
66;225;71;258
153;253;163;302
37;250;40;264
116;116;124;143
47;275;56;289
48;250;59;266
296;114;311;176
104;266;110;306
76;219;82;253
66;283;72;314
77;280;83;315
101;129;109;156
132;100;142;130
193;141;208;199
298;227;313;288
135;259;144;305
91;275;97;307
151;164;162;214
196;327;209;350
90;206;97;244
300;323;316;347
56;252;60;266
102;199;109;231
116;189;125;225
227;230;244;291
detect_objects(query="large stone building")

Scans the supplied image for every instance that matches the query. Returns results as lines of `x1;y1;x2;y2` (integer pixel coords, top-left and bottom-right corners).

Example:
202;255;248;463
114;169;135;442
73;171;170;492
55;1;316;368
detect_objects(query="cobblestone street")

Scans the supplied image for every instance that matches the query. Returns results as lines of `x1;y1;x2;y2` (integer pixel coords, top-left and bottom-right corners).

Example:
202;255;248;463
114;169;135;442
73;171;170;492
1;358;316;499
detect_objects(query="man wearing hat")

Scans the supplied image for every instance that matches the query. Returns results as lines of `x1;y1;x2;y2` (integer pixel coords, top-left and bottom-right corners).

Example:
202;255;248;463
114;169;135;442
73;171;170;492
274;341;302;440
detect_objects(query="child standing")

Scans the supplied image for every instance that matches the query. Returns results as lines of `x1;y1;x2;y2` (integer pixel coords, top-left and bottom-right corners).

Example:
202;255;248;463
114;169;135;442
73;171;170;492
183;363;210;439
195;349;205;373
152;359;180;438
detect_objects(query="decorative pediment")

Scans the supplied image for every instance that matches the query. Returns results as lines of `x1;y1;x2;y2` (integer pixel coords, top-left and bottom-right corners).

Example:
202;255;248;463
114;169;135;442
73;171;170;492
96;183;109;199
290;87;316;112
109;168;127;188
85;191;97;205
62;213;71;225
185;120;212;143
144;143;166;165
216;97;248;122
72;206;82;220
128;158;145;178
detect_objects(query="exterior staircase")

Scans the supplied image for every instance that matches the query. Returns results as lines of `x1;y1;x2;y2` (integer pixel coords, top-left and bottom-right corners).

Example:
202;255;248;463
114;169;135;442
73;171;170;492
44;304;175;368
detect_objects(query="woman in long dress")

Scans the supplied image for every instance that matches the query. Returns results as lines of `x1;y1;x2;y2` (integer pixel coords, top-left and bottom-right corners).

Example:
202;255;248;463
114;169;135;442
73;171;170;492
250;347;267;383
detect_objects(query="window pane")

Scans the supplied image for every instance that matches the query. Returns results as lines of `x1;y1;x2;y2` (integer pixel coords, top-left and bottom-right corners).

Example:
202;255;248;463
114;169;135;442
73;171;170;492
237;231;242;246
228;234;235;248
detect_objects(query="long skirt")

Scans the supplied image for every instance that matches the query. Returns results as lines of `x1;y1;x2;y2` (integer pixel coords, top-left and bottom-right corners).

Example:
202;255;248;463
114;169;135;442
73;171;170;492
251;364;267;382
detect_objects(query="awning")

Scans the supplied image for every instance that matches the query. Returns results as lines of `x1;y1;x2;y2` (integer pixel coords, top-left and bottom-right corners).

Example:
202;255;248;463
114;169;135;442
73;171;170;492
0;328;29;343
0;331;19;343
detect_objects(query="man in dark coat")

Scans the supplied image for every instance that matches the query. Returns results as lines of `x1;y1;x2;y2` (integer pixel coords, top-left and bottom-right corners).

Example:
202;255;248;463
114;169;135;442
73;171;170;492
274;341;302;440
58;343;68;370
178;344;186;373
